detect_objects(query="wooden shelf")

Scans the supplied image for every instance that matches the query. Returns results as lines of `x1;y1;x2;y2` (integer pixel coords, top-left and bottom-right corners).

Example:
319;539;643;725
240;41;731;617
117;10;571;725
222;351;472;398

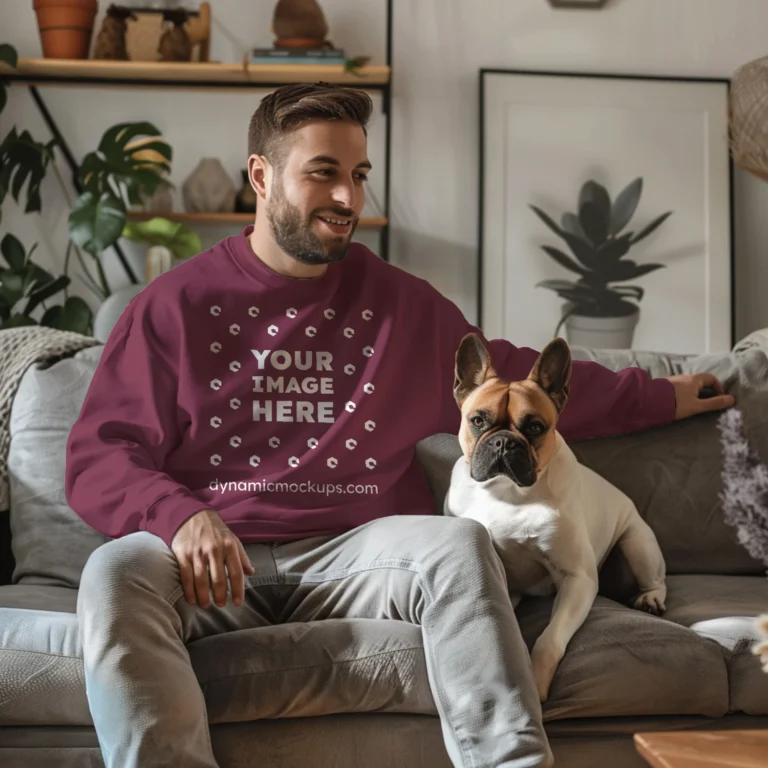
126;211;388;229
0;58;390;89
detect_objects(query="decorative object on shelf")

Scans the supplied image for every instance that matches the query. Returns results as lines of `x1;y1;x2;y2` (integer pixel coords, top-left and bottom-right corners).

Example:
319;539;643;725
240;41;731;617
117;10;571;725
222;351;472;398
33;0;99;60
272;0;330;49
93;4;137;60
530;177;670;349
122;216;202;282
235;170;257;214
730;55;768;183
479;69;733;356
123;1;210;62
547;0;608;8
158;7;192;62
182;158;236;214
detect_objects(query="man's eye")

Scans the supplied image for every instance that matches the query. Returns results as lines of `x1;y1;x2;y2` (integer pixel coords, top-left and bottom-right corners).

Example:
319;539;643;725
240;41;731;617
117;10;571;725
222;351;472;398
355;173;368;182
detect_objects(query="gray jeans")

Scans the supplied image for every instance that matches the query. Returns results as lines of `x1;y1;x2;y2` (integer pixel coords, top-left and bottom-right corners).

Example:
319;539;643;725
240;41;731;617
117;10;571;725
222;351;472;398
77;514;552;768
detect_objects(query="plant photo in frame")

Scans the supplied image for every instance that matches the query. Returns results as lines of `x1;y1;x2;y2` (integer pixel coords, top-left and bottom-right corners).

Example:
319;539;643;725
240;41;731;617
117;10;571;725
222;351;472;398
479;70;733;354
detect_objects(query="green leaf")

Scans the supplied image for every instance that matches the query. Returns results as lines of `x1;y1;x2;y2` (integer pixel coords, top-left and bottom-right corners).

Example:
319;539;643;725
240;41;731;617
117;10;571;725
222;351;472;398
610;177;643;235
539;246;588;276
0;128;53;213
40;305;63;329
629;211;673;245
68;191;127;256
0;314;38;329
0;270;24;306
0;43;18;68
579;200;608;246
122;217;202;259
23;275;70;316
58;296;92;334
1;233;26;270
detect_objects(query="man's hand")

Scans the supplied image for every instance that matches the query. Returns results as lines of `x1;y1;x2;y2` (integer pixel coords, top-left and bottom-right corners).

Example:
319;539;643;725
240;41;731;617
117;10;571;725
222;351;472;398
171;508;255;609
667;372;735;420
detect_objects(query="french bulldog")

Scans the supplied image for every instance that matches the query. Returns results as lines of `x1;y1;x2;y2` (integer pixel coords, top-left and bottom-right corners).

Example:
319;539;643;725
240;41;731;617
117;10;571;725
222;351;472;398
443;332;667;703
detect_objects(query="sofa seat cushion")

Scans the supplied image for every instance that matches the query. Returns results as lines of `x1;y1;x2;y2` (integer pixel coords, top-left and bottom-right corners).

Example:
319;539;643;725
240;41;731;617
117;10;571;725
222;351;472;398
0;585;437;727
662;574;768;715
515;592;730;722
0;585;90;726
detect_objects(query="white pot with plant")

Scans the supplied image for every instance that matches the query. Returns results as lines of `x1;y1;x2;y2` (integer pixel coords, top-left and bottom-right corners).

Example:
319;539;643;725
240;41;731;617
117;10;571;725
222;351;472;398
530;177;672;349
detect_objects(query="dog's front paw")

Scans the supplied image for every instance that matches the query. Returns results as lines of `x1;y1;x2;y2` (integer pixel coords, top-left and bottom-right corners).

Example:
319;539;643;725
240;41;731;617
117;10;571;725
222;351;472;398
530;634;564;703
633;586;667;616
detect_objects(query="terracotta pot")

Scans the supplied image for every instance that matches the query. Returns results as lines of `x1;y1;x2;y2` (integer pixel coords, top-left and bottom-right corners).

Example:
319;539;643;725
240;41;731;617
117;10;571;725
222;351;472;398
33;0;99;59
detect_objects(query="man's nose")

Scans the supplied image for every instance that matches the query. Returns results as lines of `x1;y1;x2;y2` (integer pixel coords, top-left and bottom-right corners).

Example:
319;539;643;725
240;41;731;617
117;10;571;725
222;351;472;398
332;179;356;209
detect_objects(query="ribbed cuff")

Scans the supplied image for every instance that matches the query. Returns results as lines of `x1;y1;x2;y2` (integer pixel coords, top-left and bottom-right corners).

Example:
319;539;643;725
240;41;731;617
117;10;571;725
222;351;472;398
144;491;210;548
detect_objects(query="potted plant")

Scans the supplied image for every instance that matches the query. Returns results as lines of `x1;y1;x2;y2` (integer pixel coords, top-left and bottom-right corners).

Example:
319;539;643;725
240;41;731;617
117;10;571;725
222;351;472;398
530;177;672;349
1;41;173;333
122;216;202;281
33;0;99;59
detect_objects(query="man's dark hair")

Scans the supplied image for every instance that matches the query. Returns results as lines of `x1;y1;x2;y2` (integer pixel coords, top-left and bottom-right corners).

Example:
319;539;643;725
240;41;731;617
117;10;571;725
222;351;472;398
248;82;373;171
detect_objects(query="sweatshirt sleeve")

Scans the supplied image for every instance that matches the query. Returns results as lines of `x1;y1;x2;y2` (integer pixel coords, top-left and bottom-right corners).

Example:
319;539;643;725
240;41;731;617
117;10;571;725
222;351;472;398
434;292;676;442
65;302;208;547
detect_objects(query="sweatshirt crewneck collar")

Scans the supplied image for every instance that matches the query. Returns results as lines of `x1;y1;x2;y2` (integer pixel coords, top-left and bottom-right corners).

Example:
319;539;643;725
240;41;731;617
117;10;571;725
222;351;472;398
226;226;341;295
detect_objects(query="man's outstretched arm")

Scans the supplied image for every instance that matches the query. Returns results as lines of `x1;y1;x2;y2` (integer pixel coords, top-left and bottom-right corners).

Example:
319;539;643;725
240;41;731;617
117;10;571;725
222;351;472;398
432;292;733;441
484;336;734;442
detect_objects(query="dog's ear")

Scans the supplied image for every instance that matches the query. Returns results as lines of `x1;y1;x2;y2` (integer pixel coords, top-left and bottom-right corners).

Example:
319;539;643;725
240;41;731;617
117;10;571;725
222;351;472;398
454;333;497;406
528;337;572;412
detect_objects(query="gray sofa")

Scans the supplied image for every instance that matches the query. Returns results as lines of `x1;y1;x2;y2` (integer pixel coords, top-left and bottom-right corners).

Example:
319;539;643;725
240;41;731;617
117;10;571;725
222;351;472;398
3;332;768;768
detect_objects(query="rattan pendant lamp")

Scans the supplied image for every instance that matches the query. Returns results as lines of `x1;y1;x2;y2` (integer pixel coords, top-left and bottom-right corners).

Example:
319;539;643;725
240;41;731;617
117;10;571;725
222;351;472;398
731;55;768;181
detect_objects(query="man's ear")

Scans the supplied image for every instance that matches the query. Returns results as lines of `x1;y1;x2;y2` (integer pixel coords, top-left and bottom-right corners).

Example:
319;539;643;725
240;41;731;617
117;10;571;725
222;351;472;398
528;337;572;413
248;154;270;202
454;333;497;406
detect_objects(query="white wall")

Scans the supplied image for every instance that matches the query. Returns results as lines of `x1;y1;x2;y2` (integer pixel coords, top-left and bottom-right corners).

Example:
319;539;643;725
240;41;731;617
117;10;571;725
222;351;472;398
3;0;768;341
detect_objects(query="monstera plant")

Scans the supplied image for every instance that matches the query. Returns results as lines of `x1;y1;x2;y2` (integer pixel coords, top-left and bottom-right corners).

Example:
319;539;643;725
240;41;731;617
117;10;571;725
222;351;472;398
530;177;672;347
0;41;172;333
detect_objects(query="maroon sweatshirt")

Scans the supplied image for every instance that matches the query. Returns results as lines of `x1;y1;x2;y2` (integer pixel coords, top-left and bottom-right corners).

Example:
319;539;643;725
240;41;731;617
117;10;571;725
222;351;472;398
65;228;676;547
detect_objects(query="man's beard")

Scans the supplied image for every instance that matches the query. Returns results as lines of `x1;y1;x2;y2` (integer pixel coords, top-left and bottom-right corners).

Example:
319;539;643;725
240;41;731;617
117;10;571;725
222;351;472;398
266;183;357;266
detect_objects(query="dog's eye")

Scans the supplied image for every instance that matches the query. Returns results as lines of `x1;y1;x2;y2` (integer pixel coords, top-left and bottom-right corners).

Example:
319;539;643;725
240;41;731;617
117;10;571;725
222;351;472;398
470;415;485;428
527;422;545;436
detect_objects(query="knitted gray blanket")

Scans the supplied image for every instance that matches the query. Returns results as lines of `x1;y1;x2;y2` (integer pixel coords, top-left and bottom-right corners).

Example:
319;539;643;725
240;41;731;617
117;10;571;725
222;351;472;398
0;325;102;510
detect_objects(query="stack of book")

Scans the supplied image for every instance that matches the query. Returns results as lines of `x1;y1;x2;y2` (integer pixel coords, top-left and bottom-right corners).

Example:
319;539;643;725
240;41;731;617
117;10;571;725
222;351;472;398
249;46;346;66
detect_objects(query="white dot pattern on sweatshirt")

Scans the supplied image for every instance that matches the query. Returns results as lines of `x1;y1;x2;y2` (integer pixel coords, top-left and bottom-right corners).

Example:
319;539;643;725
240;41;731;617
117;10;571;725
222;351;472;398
206;303;380;473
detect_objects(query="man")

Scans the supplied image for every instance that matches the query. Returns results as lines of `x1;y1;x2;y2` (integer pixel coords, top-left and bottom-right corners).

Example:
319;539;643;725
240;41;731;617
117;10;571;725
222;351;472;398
66;82;733;768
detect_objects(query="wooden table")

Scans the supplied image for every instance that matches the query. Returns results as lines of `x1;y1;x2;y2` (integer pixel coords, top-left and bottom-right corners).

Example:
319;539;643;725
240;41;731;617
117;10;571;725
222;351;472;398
634;730;768;767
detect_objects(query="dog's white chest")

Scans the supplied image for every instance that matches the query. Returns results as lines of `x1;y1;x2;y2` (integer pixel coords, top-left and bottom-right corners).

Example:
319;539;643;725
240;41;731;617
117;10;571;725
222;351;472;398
444;464;562;595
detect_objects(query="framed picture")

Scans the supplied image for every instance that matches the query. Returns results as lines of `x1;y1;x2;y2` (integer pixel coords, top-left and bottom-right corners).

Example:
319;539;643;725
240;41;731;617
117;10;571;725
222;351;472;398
478;69;734;355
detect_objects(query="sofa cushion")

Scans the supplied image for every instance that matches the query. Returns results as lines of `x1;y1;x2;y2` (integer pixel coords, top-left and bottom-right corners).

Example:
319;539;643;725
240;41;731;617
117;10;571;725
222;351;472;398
8;345;109;588
0;585;89;726
515;592;729;722
662;574;768;716
568;334;768;582
0;584;437;727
